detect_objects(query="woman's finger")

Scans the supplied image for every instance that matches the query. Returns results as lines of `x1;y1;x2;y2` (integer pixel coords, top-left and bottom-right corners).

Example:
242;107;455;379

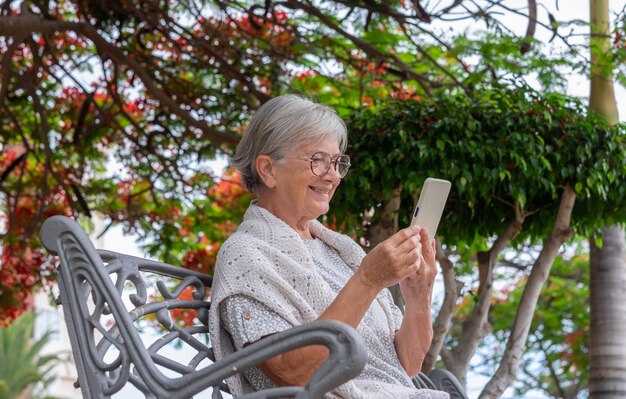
394;231;421;255
389;225;420;247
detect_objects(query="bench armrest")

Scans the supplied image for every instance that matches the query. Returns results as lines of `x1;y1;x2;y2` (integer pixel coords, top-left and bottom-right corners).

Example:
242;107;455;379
184;319;366;399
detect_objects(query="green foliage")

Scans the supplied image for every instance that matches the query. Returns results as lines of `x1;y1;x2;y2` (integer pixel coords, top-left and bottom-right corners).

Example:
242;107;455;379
0;312;59;399
450;33;581;92
485;244;590;398
139;168;252;271
331;86;626;246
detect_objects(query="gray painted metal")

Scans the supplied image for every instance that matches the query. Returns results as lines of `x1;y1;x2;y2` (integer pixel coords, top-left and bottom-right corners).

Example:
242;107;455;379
40;215;467;399
417;369;468;399
40;215;366;398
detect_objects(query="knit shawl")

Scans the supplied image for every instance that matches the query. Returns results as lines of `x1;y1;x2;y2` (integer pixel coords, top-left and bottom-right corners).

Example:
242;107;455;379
208;203;399;397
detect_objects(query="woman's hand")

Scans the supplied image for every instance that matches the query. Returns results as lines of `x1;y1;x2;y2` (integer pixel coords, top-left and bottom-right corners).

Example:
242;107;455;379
394;227;437;376
357;225;424;291
399;227;437;303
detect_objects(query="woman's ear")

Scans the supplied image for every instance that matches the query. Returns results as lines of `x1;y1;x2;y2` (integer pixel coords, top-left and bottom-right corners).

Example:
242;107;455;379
255;155;277;189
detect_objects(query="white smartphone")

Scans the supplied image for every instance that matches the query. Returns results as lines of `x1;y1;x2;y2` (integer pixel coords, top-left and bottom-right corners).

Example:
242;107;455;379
410;178;452;238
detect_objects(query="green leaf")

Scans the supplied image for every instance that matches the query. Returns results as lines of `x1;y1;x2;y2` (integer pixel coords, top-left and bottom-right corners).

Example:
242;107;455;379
575;182;583;193
594;236;603;249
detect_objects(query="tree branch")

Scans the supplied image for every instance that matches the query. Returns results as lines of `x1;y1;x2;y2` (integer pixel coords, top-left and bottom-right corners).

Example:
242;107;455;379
422;239;464;373
281;0;437;93
0;14;240;147
480;186;575;399
447;203;524;386
520;0;537;54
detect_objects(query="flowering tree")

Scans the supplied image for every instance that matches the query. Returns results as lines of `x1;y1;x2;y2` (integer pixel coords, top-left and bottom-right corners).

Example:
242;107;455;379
2;1;625;396
1;0;575;324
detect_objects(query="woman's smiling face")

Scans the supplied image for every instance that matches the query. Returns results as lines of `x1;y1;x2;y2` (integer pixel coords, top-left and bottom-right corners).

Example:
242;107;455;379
259;136;343;233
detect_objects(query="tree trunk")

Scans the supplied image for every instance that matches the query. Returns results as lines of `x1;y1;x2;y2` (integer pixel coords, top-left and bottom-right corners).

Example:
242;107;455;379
480;187;576;398
435;206;524;387
589;0;619;123
590;227;626;398
421;239;463;374
588;2;626;397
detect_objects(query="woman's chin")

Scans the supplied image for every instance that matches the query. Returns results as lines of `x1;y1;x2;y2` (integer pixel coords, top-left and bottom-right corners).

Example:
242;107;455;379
307;202;330;218
317;203;331;216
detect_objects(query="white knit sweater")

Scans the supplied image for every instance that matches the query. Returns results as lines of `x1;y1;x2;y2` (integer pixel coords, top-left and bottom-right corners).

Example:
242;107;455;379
208;203;448;399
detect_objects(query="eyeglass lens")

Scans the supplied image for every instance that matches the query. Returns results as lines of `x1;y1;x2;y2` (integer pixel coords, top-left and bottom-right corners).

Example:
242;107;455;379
310;152;351;177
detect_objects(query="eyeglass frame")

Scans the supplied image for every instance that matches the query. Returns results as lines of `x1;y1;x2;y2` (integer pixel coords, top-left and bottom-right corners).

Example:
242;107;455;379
286;151;351;178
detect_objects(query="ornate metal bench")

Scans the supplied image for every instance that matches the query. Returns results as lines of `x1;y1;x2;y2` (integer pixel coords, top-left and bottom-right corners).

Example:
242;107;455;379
40;215;467;399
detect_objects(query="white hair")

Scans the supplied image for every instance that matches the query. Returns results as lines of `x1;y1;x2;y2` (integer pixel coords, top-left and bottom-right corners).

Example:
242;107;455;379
232;94;348;193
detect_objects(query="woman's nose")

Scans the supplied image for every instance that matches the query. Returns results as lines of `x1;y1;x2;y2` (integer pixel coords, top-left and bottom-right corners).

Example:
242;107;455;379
324;163;342;180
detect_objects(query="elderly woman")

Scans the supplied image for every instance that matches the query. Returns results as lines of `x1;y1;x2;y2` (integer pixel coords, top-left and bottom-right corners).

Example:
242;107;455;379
208;94;448;399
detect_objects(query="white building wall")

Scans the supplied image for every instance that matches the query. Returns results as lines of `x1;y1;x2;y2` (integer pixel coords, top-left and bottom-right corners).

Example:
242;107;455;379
34;289;82;399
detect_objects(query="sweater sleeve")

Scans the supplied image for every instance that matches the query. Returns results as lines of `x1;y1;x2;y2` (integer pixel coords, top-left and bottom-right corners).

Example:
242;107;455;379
220;294;294;349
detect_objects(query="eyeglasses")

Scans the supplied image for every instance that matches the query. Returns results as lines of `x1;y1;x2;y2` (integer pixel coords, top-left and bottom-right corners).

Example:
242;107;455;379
288;151;351;178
